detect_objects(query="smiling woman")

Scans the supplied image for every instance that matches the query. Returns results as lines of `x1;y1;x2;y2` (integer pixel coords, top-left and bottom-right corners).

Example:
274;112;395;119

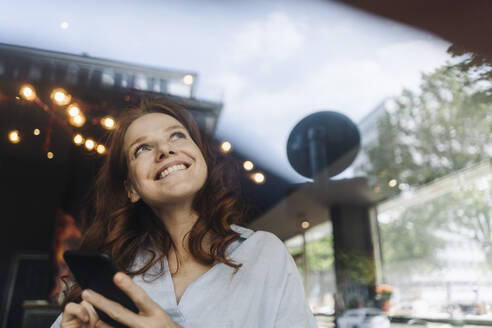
50;100;317;328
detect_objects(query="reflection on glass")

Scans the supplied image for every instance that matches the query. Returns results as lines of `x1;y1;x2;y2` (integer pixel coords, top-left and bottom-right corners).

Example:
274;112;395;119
285;221;336;315
358;58;492;321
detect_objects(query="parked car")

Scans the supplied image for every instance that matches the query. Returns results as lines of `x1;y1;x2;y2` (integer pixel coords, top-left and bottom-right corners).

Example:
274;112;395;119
337;307;390;328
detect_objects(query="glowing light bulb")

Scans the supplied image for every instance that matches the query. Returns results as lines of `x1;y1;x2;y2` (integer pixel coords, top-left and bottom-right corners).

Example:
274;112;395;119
85;139;95;150
8;130;20;143
96;144;106;154
67;104;80;117
388;179;398;188
252;172;265;184
220;141;232;153
301;220;310;230
101;116;116;130
69;113;86;127
243;160;254;171
73;134;84;145
19;84;36;101
183;74;194;85
60;21;69;29
33;129;40;136
50;88;71;106
47;152;54;159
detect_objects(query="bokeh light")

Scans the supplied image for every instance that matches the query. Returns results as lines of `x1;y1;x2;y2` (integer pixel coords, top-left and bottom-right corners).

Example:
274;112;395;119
220;141;232;153
101;116;116;130
183;74;194;85
301;220;310;230
388;179;398;188
19;84;36;101
243;160;254;171
69;113;86;127
73;134;84;145
252;172;265;184
85;139;95;150
96;144;106;154
50;88;71;106
8;130;20;144
67;103;81;117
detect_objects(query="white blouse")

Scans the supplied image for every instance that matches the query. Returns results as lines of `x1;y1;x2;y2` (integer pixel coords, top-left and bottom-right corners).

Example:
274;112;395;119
51;225;318;327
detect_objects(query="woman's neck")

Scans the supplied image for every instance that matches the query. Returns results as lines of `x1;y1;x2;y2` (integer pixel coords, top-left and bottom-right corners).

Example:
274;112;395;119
153;202;199;256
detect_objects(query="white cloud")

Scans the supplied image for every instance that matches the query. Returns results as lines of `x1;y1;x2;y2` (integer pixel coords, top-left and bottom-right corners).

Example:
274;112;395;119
231;12;305;62
217;38;452;181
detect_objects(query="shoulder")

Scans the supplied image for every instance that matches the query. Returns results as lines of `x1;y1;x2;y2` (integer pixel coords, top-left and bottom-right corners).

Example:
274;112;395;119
231;224;290;259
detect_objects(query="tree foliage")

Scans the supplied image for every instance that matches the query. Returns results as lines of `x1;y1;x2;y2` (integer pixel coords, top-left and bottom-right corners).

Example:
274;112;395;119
357;60;492;275
289;234;334;274
358;63;491;196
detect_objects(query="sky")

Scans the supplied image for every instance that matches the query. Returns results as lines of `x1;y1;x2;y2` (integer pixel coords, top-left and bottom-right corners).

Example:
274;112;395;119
0;0;453;182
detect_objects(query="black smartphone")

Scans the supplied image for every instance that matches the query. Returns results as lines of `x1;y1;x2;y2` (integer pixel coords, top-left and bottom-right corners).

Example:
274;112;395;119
63;250;139;328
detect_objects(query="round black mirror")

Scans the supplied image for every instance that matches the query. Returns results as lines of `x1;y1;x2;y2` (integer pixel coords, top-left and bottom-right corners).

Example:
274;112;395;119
287;111;360;179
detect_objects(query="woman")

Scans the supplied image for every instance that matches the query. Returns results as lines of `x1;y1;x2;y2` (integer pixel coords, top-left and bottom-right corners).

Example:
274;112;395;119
51;100;317;328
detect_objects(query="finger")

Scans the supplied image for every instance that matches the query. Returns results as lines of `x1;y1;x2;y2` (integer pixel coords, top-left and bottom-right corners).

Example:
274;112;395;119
82;289;140;327
81;300;99;326
113;272;162;315
61;302;90;324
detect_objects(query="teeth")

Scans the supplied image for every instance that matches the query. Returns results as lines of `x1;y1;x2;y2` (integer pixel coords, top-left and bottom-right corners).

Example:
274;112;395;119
159;164;187;179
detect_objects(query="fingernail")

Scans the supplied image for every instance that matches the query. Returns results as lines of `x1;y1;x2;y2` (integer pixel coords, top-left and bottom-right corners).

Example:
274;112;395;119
114;272;124;283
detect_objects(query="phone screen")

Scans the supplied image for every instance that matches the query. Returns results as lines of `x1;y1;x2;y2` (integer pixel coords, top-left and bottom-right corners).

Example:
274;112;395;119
63;250;138;328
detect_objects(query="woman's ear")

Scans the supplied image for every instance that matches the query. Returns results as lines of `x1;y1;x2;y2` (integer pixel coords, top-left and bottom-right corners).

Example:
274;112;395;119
124;180;141;203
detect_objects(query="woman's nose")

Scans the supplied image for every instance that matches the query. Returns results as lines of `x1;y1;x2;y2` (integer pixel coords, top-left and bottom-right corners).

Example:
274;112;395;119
156;144;175;161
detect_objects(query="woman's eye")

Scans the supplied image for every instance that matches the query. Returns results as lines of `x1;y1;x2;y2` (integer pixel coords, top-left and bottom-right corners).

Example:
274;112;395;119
171;131;186;141
134;144;150;157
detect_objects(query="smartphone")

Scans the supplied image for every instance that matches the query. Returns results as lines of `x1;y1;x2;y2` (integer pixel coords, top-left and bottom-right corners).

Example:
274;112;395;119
63;250;138;328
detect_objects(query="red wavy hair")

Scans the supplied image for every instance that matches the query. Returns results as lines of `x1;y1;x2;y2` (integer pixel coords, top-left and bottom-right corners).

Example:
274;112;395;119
63;99;244;305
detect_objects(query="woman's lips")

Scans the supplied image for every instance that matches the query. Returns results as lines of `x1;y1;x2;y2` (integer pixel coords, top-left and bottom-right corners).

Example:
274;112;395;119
157;163;189;180
154;160;191;180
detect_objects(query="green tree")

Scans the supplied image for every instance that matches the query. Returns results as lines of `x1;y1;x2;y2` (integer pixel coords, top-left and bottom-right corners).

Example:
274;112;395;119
358;63;491;196
357;61;491;274
288;235;334;273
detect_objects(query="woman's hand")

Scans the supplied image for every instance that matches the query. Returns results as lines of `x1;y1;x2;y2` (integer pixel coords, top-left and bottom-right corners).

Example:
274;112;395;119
60;300;100;327
81;272;182;328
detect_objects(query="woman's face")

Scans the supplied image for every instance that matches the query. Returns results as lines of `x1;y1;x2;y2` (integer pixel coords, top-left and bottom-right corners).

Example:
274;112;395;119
123;113;208;208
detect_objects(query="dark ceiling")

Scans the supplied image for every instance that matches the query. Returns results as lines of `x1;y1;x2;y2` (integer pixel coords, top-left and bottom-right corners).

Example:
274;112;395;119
339;0;492;62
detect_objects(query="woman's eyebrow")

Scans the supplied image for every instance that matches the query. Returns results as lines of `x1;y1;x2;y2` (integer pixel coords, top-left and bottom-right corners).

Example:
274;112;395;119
128;125;186;150
129;135;149;150
165;124;186;132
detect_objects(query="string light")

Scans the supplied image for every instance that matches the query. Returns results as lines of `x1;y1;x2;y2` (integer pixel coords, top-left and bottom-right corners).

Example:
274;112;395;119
243;160;254;171
96;144;106;154
19;84;36;101
8;130;21;144
101;116;116;130
85;139;95;150
67;103;81;117
33;129;40;136
69;113;86;127
251;172;265;184
73;134;84;145
220;141;232;153
50;88;71;106
301;220;310;230
183;74;194;85
47;152;54;159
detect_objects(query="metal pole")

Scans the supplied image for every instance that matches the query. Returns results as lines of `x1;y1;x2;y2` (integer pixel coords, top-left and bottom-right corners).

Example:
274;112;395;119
302;230;308;297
